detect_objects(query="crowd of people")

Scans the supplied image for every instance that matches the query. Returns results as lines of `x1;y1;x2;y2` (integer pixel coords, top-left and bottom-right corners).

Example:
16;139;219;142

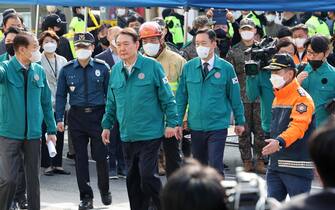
0;5;335;210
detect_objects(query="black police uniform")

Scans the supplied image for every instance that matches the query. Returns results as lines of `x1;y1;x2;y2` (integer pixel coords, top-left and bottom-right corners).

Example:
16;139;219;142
55;33;111;206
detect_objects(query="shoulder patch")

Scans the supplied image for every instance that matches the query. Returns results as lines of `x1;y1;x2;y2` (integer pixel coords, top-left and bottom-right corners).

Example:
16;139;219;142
297;87;306;97
162;76;169;84
296;103;308;114
62;60;74;68
93;58;107;65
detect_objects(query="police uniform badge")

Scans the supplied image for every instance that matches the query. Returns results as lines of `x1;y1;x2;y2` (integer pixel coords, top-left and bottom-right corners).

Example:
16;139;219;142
138;73;145;80
296;103;307;114
95;69;101;77
79;34;85;41
214;72;221;79
69;86;76;92
34;74;39;81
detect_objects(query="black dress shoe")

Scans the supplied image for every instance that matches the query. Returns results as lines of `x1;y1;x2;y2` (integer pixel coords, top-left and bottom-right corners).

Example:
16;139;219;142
78;199;93;210
17;199;28;209
101;192;112;205
67;152;76;160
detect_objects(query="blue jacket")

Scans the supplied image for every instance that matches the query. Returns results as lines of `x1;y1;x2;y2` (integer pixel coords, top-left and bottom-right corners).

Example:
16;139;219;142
55;58;110;122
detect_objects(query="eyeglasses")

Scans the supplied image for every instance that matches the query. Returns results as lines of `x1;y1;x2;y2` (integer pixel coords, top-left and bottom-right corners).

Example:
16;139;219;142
306;50;321;57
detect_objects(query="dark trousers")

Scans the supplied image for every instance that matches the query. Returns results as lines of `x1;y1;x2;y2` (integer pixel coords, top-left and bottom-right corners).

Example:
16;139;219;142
122;138;162;210
13;162;26;202
266;169;312;201
191;129;227;175
68;108;109;200
181;130;191;158
0;137;40;210
108;122;125;172
41;113;65;168
162;137;182;177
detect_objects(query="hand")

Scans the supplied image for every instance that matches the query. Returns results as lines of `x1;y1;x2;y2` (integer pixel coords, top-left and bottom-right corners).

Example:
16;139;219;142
182;120;189;131
206;8;214;18
57;122;64;132
262;139;281;156
175;126;183;140
46;134;57;145
101;129;110;145
297;71;309;84
165;127;176;139
234;125;245;136
226;10;235;23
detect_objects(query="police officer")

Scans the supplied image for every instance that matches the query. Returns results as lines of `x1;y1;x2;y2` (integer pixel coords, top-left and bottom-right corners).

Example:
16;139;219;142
263;54;315;201
297;35;335;127
226;18;266;174
139;21;185;177
305;12;330;37
101;28;180;210
55;32;111;210
0;31;57;210
176;29;245;176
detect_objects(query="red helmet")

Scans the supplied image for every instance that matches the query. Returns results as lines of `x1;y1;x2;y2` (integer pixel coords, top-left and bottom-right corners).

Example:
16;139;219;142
139;22;162;39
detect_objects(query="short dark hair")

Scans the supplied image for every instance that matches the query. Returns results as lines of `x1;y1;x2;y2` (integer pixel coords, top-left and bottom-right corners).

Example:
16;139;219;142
126;15;144;26
276;38;298;55
4;26;21;37
13;31;35;52
38;30;60;47
277;26;293;39
309;117;335;187
196;29;217;42
116;27;139;43
304;35;330;53
161;159;227;210
3;13;21;26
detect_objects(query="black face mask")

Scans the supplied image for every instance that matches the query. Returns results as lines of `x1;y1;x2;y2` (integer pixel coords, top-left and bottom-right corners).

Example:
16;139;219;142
214;28;226;39
308;60;324;70
100;36;110;47
189;28;197;36
5;43;14;56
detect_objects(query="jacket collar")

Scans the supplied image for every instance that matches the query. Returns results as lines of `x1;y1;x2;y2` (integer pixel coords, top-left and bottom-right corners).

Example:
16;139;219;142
73;58;94;69
11;56;33;72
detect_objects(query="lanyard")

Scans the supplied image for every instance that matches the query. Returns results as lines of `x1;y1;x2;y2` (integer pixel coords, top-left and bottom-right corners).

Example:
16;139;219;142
45;55;58;78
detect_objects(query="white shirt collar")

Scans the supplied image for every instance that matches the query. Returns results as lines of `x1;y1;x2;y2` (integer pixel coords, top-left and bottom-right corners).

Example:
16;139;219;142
201;55;215;71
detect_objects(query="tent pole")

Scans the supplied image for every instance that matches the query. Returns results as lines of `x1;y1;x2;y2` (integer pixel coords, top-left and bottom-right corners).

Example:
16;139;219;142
183;7;189;46
35;4;40;34
84;7;88;32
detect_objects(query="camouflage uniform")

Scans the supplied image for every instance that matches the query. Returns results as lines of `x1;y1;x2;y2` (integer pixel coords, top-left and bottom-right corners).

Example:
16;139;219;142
226;42;266;161
181;40;198;61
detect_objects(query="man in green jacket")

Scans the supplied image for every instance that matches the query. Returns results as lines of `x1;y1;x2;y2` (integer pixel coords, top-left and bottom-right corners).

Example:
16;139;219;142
0;31;57;210
101;28;181;210
176;29;245;176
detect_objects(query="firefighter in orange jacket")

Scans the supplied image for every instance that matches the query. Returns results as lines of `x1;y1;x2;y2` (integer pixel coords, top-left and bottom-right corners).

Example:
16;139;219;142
262;54;315;202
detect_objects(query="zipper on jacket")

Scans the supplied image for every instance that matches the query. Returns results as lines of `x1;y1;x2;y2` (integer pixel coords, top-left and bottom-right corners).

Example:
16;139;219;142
22;69;28;138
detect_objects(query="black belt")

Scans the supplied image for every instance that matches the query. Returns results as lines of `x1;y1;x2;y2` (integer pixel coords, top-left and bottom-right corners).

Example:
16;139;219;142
71;105;105;113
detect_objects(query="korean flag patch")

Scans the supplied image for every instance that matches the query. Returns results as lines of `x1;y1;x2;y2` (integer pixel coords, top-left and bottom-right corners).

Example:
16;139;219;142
162;76;169;84
232;77;239;84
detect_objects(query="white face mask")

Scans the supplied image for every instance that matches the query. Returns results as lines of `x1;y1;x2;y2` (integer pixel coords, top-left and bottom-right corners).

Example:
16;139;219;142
117;8;126;16
29;49;42;63
270;74;286;89
294;38;307;48
76;49;92;60
80;9;86;16
254;11;264;15
232;11;242;20
196;46;210;59
266;14;276;22
143;43;160;57
43;42;57;53
240;31;255;41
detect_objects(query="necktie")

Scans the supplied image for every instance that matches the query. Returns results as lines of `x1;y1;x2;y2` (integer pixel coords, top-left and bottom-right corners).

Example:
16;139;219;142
203;62;209;78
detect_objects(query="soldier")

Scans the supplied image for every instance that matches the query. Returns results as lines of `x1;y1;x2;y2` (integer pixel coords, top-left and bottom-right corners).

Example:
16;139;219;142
226;18;266;173
55;32;111;210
